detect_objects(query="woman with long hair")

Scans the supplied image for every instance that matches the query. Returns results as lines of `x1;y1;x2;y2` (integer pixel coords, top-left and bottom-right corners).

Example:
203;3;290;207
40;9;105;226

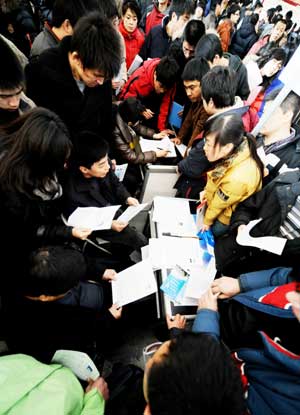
0;107;91;293
201;113;264;237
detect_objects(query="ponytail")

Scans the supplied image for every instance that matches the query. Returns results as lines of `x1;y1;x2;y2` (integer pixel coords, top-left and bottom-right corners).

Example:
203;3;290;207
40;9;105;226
245;133;264;183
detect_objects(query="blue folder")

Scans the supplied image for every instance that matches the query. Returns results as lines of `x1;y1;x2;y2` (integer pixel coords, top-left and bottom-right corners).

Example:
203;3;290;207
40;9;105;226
168;101;183;129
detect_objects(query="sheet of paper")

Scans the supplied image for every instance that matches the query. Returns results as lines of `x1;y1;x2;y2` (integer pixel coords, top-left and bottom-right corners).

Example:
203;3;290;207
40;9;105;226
67;206;120;230
127;54;143;76
51;350;99;381
152;196;191;224
141;244;149;261
184;259;216;299
196;201;207;231
139;137;176;158
176;143;187;157
148;237;202;269
114;164;128;182
117;203;149;223
236;218;287;255
160;268;187;302
111;259;157;307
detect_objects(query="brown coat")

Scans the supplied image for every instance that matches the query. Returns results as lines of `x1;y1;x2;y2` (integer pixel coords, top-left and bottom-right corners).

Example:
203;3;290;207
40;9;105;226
217;19;234;52
177;101;209;148
112;113;157;164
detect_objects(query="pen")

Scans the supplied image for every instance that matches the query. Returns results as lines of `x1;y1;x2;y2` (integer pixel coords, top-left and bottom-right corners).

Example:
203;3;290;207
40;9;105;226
157;147;171;152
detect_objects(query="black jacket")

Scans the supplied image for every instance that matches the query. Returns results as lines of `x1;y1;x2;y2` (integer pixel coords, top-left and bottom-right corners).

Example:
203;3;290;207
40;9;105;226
25;36;113;141
230;17;259;59
224;52;250;100
139;16;171;60
215;171;300;273
63;169;131;218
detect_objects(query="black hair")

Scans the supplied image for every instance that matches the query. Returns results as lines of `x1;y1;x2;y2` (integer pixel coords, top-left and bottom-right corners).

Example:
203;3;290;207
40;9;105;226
249;12;259;26
182;57;210;81
183;19;205;47
254;1;262;10
122;0;141;22
73;131;109;169
51;0;88;28
257;48;286;89
168;0;195;19
195;33;223;62
147;332;245;415
70;11;121;78
275;5;282;12
155;56;180;89
93;0;119;19
273;18;287;28
0;35;24;90
201;66;236;108
266;8;275;23
118;97;145;124
24;246;87;296
204;113;264;179
266;89;300;122
227;3;240;18
0;108;72;197
286;10;293;20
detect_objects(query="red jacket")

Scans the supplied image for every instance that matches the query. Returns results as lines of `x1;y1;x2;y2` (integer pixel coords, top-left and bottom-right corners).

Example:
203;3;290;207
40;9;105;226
119;58;175;131
145;4;168;35
119;21;145;70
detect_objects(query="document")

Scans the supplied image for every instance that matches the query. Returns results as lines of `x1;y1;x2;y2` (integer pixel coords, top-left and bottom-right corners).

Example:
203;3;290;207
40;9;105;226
196;201;207;231
67;206;120;230
111;259;157;306
52;350;100;381
176;143;187;157
160;267;188;302
127;54;143;76
117;203;149;223
184;259;216;299
168;102;183;129
139;137;176;158
236;218;287;255
114;164;128;182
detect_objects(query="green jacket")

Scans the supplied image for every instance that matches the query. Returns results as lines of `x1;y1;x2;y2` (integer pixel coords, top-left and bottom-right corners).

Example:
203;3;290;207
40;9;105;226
0;354;105;415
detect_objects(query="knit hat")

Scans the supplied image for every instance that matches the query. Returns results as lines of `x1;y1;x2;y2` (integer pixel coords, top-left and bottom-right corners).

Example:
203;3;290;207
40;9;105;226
0;36;24;90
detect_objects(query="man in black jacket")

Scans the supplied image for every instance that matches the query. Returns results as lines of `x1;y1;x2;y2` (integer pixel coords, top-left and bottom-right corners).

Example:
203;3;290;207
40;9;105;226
215;170;300;276
25;12;121;142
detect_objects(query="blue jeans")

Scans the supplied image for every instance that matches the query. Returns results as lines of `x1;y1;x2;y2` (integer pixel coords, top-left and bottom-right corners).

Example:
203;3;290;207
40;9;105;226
212;220;229;238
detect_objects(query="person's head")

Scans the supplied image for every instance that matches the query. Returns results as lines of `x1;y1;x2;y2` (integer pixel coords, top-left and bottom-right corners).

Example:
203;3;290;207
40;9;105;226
69;12;121;87
269;19;286;43
253;1;262;14
182;19;205;59
266;8;275;24
93;0;119;20
0;36;24;112
249;12;259;27
275;5;282;14
0;107;72;194
182;57;210;102
153;56;180;94
195;33;223;67
201;66;236;114
23;246;87;299
143;332;245;415
51;0;88;37
73;131;110;178
286;10;293;21
227;4;240;24
258;47;286;78
261;90;300;138
118;97;145;124
167;0;195;39
122;0;141;33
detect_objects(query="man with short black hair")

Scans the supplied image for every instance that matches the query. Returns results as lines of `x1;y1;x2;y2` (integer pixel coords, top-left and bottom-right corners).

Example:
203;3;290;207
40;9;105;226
139;0;195;59
119;56;179;131
0;36;34;125
26;12;121;141
195;33;250;100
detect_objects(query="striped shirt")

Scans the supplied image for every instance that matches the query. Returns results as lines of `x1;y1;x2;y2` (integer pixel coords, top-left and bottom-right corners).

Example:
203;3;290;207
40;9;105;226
279;195;300;239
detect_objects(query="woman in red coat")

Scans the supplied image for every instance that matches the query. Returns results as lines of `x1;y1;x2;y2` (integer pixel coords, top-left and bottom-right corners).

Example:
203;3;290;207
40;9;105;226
119;1;145;71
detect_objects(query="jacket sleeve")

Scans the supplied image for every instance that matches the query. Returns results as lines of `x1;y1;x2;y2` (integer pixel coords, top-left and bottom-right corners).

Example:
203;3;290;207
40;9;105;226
177;140;211;178
110;171;131;203
177;106;193;144
192;309;220;338
134;123;156;138
82;389;105;415
204;181;247;226
157;86;175;131
189;109;208;146
217;22;231;52
238;267;293;292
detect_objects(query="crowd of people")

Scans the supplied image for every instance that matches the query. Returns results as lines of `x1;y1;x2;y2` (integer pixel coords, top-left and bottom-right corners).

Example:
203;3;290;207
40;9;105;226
0;0;300;414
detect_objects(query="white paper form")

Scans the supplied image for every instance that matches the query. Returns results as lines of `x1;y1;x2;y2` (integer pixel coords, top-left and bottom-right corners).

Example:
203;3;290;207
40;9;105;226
51;350;99;381
184;259;216;299
152;196;191;223
139;137;176;158
236;218;287;255
111;259;157;306
117;203;149;223
175;143;187;157
148;237;202;270
114;164;128;182
67;206;120;230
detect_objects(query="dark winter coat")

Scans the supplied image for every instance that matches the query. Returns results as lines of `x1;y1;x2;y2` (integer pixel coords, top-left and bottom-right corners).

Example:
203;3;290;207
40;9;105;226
230;17;259;58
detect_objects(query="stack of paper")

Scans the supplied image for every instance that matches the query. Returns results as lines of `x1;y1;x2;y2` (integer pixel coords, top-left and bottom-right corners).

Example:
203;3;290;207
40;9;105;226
111;259;157;306
139;137;176;158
